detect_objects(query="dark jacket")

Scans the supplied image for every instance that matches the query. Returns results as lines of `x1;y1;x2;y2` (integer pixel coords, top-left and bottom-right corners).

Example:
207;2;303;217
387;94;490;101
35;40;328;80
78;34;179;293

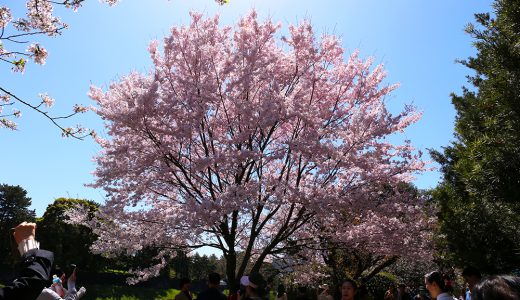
197;287;227;300
0;249;54;300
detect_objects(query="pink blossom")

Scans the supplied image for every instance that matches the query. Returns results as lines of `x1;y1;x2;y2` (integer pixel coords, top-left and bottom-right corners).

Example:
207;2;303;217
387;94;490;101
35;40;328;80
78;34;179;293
0;6;12;28
73;104;88;113
39;93;54;107
27;44;48;65
79;10;426;284
0;118;16;130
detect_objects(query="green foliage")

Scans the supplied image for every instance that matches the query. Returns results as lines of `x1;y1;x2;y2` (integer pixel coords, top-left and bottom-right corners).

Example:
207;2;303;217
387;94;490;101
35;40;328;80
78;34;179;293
80;285;180;300
431;0;520;273
365;272;398;300
36;198;106;272
0;184;35;269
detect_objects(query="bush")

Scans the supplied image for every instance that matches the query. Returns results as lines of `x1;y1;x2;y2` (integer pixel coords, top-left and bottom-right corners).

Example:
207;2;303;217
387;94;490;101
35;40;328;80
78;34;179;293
365;272;398;300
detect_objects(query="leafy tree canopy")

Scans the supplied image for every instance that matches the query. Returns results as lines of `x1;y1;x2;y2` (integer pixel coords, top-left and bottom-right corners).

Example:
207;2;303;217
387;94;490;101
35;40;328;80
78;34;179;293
431;0;520;273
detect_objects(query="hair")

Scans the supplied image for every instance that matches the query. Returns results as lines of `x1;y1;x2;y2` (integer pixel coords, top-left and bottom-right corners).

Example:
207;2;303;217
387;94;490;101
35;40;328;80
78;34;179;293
179;278;191;289
472;275;520;300
425;271;445;291
342;279;358;290
277;284;286;297
248;273;265;297
208;272;221;285
462;266;482;279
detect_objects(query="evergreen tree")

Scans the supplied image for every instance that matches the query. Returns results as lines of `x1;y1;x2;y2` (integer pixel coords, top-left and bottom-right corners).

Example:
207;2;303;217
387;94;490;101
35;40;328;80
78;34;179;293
431;0;520;273
36;198;106;272
0;184;35;270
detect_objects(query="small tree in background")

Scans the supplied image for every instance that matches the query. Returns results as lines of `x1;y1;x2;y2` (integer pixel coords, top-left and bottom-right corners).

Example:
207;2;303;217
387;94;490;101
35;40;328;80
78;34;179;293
37;198;105;272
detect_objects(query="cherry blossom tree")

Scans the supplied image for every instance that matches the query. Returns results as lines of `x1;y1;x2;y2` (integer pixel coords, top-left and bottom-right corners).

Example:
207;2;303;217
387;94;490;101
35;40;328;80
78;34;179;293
0;0;227;136
70;11;426;287
279;183;435;286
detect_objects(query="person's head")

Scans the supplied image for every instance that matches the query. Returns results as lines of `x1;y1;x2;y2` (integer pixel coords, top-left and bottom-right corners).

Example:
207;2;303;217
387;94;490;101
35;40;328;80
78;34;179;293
388;285;396;292
398;283;406;293
179;278;191;291
424;271;445;298
341;279;357;300
320;283;330;293
245;273;265;297
208;272;221;288
472;275;520;300
462;266;482;290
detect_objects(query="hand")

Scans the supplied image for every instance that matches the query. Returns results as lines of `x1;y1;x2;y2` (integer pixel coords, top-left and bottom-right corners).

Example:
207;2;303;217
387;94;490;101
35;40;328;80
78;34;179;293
13;222;36;244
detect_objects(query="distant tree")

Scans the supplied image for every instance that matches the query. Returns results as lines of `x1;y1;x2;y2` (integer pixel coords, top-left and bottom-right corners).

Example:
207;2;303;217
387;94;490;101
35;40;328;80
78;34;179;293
36;198;105;272
171;250;191;279
0;184;35;269
189;253;218;282
430;0;520;273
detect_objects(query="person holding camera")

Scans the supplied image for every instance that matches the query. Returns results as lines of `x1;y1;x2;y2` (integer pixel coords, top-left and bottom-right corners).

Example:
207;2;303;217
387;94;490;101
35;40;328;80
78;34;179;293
0;222;54;300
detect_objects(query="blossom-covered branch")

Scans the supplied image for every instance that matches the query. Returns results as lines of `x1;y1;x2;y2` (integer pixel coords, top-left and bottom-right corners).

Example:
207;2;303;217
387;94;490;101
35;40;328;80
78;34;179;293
0;0;227;135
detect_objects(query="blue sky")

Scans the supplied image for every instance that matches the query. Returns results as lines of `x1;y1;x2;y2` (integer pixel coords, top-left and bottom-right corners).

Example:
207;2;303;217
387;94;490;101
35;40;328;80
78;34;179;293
1;0;493;216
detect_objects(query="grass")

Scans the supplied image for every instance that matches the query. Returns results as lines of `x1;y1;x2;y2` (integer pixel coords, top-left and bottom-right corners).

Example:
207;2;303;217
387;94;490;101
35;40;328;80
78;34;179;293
82;285;181;300
0;282;276;300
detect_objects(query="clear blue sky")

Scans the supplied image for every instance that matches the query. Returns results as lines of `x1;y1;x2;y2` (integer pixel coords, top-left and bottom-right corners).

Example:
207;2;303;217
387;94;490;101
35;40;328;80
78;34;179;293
0;0;493;217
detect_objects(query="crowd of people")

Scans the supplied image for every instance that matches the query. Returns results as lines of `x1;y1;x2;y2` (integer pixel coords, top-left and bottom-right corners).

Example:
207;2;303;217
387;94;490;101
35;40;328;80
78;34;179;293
1;222;520;300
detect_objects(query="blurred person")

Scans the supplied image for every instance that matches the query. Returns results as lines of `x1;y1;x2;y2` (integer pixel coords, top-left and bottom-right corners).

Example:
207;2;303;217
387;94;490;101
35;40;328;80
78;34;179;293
276;284;287;300
318;284;333;300
243;273;265;300
341;279;357;300
175;278;192;300
0;222;54;300
398;283;412;300
462;267;482;300
472;275;520;300
385;285;397;300
197;272;226;300
424;271;456;300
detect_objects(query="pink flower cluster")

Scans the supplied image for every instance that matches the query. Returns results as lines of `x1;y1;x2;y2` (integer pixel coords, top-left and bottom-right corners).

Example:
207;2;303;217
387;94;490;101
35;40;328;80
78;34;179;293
27;44;48;65
0;6;12;28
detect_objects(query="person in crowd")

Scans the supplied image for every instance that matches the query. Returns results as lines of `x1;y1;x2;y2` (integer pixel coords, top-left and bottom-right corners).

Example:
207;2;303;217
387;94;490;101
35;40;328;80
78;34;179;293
276;284;287;300
227;286;240;300
295;286;309;300
175;278;193;300
462;267;482;300
385;285;398;300
414;286;431;300
239;275;250;300
318;284;333;300
0;222;54;300
197;272;226;300
443;274;455;295
424;271;457;300
243;273;265;300
398;283;413;300
341;279;357;300
471;275;520;300
36;267;86;300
